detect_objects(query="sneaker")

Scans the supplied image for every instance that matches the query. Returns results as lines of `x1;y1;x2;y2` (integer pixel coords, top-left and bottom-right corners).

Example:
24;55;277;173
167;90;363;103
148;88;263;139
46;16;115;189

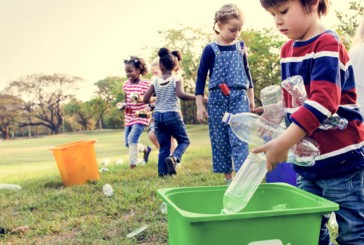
144;146;152;163
165;156;177;175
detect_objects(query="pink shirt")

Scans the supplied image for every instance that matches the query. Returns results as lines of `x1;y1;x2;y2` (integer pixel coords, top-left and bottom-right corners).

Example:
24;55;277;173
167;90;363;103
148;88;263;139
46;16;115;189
123;79;150;126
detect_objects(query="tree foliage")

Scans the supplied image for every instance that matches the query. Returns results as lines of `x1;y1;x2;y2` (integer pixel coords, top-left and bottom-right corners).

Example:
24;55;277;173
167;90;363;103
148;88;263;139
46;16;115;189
335;0;364;49
0;94;23;139
6;73;83;134
64;98;93;131
241;28;285;106
92;76;124;129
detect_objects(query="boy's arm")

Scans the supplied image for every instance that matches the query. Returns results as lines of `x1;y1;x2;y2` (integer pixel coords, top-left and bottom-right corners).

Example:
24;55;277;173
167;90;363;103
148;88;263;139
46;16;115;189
251;123;306;171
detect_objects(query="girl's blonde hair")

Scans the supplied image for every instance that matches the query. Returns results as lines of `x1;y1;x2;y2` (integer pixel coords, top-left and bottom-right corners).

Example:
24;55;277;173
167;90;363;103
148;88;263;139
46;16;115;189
351;17;364;48
213;4;244;34
150;57;159;68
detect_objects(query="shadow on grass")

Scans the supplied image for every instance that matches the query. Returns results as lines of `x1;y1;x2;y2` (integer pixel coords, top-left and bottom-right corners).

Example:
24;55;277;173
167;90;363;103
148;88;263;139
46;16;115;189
43;181;64;189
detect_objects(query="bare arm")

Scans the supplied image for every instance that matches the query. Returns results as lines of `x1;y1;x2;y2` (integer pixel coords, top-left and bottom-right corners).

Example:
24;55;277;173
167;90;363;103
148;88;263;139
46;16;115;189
143;85;155;103
247;88;255;112
175;79;195;100
196;95;208;122
251;123;306;172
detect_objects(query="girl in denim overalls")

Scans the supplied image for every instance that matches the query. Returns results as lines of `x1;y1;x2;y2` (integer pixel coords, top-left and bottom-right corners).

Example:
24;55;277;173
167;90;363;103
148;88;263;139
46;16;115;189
195;4;255;184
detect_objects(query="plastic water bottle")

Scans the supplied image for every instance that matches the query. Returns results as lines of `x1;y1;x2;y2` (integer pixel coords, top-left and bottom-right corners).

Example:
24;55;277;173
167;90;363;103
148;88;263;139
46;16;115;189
116;102;126;110
319;114;348;130
281;75;307;107
222;112;320;166
102;184;113;196
222;153;267;214
0;184;21;190
281;75;348;130
260;85;285;124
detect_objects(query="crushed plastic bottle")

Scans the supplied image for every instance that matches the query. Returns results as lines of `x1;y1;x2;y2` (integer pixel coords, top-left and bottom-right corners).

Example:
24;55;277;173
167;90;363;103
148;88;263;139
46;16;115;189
281;75;307;107
319;114;348;130
102;184;113;196
99;167;109;173
260;85;285;124
130;92;140;103
222;112;320;166
116;102;126;110
116;158;124;165
126;225;148;238
281;75;348;130
160;202;168;214
0;184;21;190
102;158;110;165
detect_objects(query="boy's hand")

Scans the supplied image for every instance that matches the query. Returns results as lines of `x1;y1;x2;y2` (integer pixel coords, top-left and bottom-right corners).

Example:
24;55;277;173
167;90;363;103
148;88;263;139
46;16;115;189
251;139;289;172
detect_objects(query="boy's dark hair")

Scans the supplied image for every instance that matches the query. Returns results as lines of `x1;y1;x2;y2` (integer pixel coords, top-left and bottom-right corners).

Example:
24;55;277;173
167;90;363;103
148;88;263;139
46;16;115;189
260;0;330;16
158;48;182;72
124;56;148;76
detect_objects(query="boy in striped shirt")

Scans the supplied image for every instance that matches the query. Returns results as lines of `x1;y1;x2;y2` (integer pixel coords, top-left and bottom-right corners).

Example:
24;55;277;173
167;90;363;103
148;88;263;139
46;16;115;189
255;0;364;244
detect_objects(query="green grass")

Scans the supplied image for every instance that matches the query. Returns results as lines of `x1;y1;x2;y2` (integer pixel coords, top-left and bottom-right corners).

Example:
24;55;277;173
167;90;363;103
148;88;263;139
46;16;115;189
0;125;338;244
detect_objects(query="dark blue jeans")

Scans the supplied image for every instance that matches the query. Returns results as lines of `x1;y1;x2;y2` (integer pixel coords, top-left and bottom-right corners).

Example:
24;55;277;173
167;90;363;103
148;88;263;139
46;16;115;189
153;111;190;175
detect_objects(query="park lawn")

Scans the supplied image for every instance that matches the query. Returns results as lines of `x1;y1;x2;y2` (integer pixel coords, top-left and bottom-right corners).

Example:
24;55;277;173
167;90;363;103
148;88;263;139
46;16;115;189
0;125;223;244
0;125;338;244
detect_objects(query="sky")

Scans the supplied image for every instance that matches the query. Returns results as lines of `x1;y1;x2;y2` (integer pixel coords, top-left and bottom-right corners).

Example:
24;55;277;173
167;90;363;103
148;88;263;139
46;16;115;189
0;0;354;100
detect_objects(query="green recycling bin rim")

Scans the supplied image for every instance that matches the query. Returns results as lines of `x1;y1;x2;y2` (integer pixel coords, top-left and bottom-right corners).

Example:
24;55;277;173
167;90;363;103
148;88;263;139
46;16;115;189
157;183;339;223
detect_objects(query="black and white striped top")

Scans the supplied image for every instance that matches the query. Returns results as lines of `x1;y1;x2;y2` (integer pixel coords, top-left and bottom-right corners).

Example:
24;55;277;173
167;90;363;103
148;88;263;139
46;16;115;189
153;75;181;112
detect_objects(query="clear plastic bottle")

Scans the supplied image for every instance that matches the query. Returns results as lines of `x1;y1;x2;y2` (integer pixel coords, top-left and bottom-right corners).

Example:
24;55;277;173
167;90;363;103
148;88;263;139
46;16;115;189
102;184;113;196
281;75;348;130
222;112;320;167
222;153;267;214
281;75;307;107
260;85;285;124
116;102;126;110
319;114;348;130
0;184;21;190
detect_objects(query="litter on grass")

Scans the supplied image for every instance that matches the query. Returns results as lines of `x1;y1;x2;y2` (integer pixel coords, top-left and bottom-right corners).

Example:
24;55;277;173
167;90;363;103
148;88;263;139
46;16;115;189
0;184;21;190
116;159;124;165
127;225;148;238
99;167;109;173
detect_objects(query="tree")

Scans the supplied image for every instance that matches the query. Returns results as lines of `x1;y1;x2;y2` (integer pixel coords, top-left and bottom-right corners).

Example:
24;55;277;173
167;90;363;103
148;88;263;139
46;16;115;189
7;73;83;134
64;98;93;130
0;94;23;139
335;0;364;49
241;28;285;106
91;76;124;129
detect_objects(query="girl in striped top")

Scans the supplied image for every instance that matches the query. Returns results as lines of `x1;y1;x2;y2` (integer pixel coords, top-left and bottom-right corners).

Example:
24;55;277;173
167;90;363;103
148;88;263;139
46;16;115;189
123;56;152;169
143;48;195;177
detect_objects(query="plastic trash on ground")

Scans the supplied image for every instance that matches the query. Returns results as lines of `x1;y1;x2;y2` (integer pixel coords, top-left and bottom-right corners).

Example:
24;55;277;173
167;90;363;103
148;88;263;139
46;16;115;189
126;225;148;238
102;184;113;196
0;184;21;190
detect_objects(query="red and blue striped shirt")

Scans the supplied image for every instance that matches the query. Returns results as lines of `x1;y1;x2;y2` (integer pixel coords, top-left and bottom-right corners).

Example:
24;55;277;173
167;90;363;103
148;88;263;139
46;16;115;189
281;30;364;180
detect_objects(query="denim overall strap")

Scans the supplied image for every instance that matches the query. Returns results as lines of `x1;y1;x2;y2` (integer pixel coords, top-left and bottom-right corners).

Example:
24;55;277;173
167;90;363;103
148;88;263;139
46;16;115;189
207;41;250;174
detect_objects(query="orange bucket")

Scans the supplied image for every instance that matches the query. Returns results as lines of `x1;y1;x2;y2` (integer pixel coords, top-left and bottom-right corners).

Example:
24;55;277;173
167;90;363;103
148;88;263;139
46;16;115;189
49;140;100;186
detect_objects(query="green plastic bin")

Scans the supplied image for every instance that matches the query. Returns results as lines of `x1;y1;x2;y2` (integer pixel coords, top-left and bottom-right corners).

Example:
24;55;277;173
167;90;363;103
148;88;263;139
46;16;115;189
157;183;338;245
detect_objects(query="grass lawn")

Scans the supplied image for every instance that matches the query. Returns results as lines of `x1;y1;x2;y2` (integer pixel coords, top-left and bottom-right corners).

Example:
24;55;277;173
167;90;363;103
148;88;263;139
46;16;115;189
0;125;338;244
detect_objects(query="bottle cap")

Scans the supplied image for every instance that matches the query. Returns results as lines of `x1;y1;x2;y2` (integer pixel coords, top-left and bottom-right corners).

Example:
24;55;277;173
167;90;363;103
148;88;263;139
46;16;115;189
222;112;232;124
